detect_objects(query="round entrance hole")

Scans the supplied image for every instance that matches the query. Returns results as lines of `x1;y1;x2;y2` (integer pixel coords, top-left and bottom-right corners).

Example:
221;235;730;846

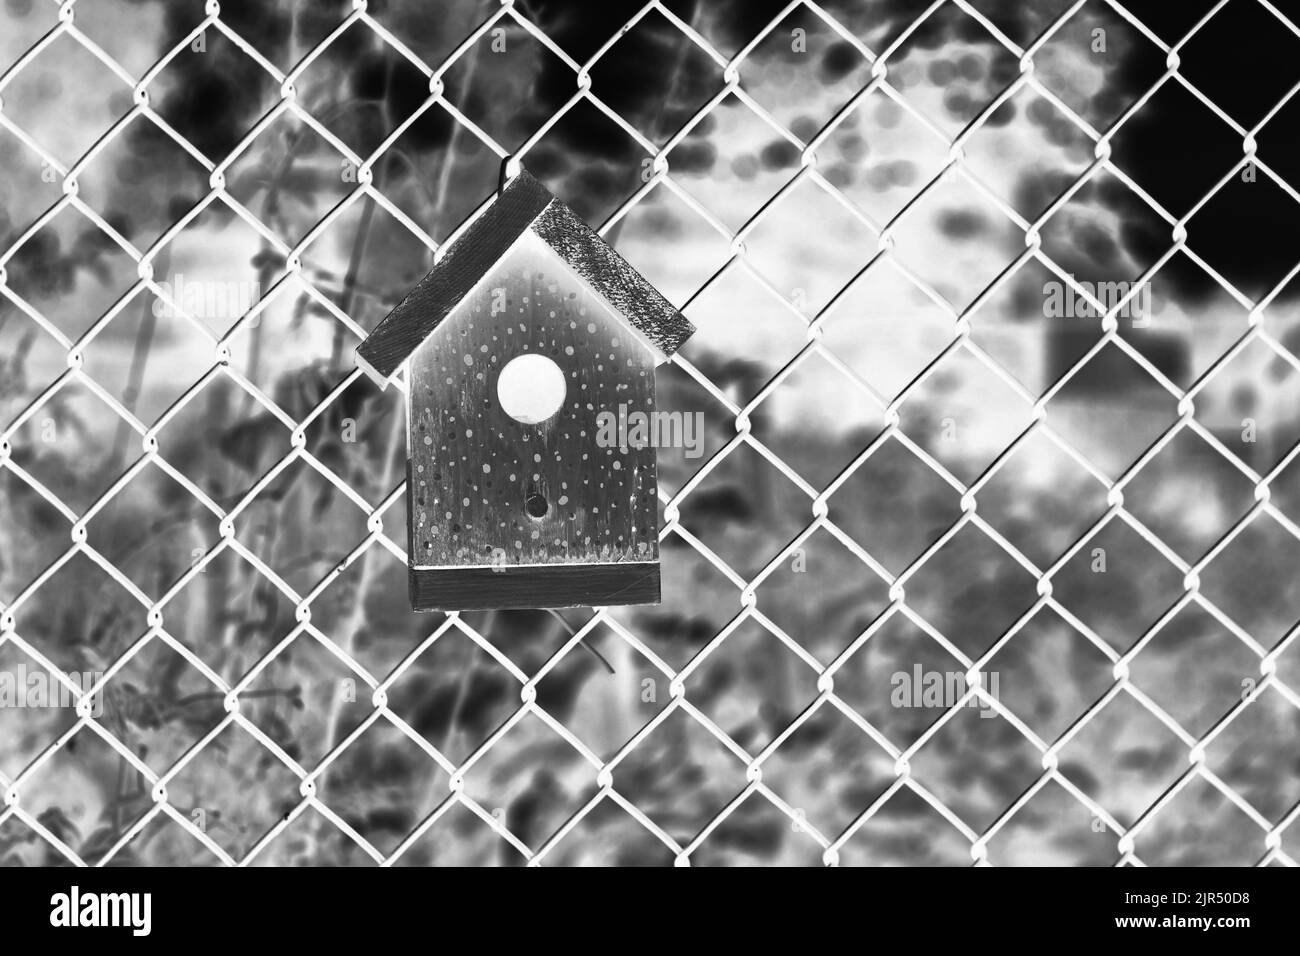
496;354;566;425
525;492;549;519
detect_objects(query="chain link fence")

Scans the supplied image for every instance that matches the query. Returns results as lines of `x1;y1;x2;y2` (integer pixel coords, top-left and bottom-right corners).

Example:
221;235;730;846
2;0;1300;865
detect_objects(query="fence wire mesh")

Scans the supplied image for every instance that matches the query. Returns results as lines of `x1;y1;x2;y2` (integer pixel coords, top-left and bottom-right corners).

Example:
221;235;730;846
2;0;1300;866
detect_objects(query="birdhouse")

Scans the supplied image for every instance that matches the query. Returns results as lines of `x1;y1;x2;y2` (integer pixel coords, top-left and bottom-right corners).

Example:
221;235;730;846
356;169;695;612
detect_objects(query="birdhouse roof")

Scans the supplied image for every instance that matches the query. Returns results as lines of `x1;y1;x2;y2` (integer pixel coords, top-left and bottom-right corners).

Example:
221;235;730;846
355;169;695;387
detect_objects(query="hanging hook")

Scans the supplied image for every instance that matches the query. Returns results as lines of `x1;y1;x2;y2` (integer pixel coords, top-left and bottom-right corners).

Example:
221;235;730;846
498;155;521;195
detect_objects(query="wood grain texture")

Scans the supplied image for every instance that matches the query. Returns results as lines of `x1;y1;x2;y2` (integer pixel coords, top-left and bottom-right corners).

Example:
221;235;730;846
530;199;695;357
356;171;552;382
410;562;660;611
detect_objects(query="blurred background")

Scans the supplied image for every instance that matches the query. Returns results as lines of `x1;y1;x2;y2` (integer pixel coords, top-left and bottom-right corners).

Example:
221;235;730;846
2;0;1300;866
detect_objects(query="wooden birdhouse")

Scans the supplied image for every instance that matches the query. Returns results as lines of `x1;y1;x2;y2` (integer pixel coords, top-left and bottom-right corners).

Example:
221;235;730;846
356;170;695;612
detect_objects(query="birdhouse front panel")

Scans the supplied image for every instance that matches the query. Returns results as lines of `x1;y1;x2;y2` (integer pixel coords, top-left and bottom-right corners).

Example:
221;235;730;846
355;169;694;612
406;232;661;610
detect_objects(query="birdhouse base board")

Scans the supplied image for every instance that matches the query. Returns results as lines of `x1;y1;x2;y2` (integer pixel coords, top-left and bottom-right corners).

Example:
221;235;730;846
409;562;661;611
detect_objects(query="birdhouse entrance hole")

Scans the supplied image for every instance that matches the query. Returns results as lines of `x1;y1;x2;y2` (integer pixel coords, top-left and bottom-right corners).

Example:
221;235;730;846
497;353;566;425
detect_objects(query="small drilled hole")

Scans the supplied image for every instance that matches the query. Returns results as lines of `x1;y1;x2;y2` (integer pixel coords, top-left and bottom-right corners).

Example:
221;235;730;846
525;493;549;519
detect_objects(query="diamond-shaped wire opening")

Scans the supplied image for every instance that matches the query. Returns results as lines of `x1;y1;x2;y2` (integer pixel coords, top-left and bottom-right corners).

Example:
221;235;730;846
1179;0;1300;130
832;608;964;748
164;722;304;860
684;617;819;754
160;546;297;669
667;93;800;233
82;289;218;429
6;379;143;515
637;542;737;672
817;85;951;225
298;189;436;331
1120;426;1257;563
0;30;131;167
1107;79;1242;218
83;461;221;600
2;205;139;341
1031;0;1167;132
313;716;449;858
457;710;596;853
150;213;286;342
220;114;356;249
535;622;670;762
748;350;889;490
74;114;212;252
1127;602;1260;738
907;699;1046;833
758;700;897;843
884;33;1022;142
147;23;284;165
151;372;294;501
820;259;955;399
675;441;812;579
973;428;1109;569
372;109;501;245
1045;340;1181;479
741;177;877;316
438;18;574;156
904;522;1040;660
610;704;749;848
738;4;872;135
827;435;965;576
1049;517;1187;654
95;636;223;777
587;7;724;148
887;169;1027;313
11;723;153;864
1054;690;1187;828
385;624;522;766
231;455;373;597
756;527;892;664
983;605;1115;742
897;347;1036;486
296;21;439;160
239;631;380;771
960;86;1096;222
